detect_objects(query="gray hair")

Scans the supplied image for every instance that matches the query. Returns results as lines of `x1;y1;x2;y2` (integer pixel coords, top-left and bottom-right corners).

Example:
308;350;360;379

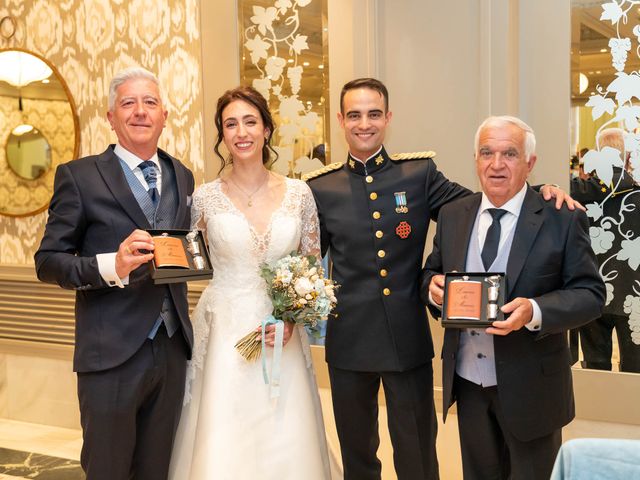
597;127;625;152
474;115;537;162
108;67;162;111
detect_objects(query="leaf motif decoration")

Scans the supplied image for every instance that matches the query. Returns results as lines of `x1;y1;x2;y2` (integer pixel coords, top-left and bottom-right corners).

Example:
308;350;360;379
607;72;640;105
582;147;624;185
586;94;616;120
601;1;625;24
617;237;640;270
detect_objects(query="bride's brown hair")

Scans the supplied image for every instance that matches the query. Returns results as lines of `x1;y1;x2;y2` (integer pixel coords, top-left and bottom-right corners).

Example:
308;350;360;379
214;86;278;172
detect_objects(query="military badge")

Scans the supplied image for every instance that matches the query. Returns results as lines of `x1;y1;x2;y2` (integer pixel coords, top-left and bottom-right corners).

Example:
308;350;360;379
394;191;408;213
375;154;384;165
395;221;412;239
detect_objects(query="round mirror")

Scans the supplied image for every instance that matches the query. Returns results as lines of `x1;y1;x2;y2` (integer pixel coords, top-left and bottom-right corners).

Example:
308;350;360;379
0;48;79;217
6;126;52;180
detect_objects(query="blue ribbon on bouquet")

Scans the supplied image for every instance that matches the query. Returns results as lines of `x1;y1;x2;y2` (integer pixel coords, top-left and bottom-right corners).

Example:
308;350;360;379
261;314;284;399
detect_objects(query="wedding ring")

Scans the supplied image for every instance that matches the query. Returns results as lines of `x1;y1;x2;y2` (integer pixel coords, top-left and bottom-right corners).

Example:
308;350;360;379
126;245;132;255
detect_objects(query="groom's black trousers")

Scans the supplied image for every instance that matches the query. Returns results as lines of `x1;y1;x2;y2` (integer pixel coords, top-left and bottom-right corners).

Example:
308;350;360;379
77;325;188;480
329;362;439;480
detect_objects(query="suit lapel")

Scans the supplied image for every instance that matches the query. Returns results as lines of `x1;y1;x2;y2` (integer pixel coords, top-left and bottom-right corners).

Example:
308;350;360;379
96;147;151;228
161;149;188;227
506;188;544;297
449;194;481;271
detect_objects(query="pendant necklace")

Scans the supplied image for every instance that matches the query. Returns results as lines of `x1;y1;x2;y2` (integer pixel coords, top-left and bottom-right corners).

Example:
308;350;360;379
227;171;270;207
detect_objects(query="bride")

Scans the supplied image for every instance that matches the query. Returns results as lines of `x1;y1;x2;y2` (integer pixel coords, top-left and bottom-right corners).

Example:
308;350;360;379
168;86;331;479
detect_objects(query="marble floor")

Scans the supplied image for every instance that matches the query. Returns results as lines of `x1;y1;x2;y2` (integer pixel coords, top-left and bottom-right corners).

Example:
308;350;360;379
0;419;82;480
1;402;639;480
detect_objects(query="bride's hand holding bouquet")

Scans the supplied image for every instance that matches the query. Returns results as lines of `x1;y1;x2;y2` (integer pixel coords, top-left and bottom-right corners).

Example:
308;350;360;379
234;252;338;361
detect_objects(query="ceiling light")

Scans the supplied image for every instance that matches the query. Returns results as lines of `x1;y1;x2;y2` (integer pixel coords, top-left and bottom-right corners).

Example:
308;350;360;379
579;73;589;94
600;48;607;53
42;78;50;83
303;61;310;66
318;64;324;69
0;51;52;88
11;124;34;136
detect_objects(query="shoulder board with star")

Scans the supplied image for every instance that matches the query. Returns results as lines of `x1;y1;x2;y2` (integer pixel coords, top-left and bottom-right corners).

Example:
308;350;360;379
302;162;344;182
390;151;436;161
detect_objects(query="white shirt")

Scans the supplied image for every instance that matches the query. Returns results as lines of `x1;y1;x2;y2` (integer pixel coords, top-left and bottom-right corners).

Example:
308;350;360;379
96;144;161;288
477;183;542;331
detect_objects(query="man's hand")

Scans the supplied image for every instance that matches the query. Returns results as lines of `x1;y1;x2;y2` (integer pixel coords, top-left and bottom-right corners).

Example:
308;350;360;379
540;184;585;211
428;274;445;306
115;229;155;278
486;297;532;336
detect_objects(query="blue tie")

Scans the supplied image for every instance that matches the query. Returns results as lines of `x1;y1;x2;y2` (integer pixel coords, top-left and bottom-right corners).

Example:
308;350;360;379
139;161;159;208
481;208;507;270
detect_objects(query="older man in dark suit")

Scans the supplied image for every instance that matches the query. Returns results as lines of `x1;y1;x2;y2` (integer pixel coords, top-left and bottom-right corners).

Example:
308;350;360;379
422;116;605;480
35;67;194;480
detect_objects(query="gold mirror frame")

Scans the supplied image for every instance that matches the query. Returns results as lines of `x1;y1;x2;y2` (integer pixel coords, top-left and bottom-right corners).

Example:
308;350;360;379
0;47;80;217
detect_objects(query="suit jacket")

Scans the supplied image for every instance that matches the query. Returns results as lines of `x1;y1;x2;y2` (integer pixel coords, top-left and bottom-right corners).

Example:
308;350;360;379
308;146;470;372
35;145;195;373
421;187;605;442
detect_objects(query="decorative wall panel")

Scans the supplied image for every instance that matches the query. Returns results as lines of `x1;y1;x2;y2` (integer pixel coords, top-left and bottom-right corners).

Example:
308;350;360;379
239;0;330;177
0;0;204;265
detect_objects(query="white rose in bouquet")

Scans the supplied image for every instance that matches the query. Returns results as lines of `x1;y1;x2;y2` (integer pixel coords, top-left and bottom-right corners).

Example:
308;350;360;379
294;277;314;296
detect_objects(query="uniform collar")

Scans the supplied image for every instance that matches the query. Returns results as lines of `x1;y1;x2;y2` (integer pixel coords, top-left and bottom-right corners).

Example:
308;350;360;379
346;146;389;176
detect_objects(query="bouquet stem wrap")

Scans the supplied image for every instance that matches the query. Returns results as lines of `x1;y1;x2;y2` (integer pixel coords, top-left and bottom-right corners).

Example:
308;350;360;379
261;314;284;399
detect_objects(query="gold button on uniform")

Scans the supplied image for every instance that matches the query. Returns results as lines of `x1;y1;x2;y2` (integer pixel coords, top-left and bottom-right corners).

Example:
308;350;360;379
383;288;391;296
380;269;388;277
378;250;386;258
375;230;383;238
365;175;373;183
369;192;378;200
372;211;381;219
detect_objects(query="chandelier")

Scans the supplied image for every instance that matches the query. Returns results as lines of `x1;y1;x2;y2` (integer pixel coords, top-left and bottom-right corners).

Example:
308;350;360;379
0;50;52;88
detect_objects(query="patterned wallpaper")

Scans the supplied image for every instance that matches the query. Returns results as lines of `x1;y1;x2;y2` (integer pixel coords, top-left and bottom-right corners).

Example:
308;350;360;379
0;0;204;265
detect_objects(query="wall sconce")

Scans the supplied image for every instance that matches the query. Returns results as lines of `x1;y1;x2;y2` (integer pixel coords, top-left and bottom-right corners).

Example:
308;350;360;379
579;72;589;94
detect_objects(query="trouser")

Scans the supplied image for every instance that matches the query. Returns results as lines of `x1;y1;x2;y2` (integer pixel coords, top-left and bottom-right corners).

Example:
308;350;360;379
454;374;561;480
580;313;640;372
77;325;188;480
329;362;439;480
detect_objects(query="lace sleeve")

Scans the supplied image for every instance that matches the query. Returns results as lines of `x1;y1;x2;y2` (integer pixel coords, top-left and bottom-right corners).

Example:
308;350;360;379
190;186;207;236
299;182;321;258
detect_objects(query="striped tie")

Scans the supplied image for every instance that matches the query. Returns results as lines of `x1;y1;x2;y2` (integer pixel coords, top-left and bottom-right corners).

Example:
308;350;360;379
139;161;159;208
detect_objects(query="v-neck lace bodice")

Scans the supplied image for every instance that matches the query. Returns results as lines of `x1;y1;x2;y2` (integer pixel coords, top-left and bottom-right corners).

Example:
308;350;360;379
191;177;320;282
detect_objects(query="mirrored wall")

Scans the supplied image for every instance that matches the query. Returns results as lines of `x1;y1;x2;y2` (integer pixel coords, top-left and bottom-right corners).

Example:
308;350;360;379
570;0;640;374
238;0;330;177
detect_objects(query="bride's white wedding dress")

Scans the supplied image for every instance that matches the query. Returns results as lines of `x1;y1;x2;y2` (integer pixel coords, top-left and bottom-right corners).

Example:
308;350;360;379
169;177;331;480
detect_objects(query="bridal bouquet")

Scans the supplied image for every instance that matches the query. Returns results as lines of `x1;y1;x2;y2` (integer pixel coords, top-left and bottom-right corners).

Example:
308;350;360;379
234;253;338;361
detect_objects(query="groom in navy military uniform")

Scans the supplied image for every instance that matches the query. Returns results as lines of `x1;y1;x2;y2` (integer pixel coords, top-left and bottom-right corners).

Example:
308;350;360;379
423;116;605;479
35;67;194;480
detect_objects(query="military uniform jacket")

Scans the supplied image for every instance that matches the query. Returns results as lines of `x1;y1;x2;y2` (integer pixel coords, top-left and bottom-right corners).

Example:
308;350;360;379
307;146;470;372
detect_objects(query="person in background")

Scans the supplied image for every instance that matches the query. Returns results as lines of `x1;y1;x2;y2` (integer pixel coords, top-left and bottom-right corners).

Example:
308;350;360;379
573;128;640;372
